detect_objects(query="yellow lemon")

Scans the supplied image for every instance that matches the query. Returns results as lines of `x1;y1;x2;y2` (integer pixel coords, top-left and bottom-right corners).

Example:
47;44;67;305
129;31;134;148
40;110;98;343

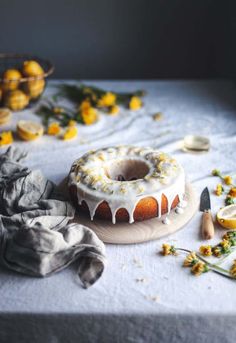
2;69;22;91
22;60;44;77
17;120;44;141
0;108;12;125
4;90;29;111
216;204;236;229
24;78;45;99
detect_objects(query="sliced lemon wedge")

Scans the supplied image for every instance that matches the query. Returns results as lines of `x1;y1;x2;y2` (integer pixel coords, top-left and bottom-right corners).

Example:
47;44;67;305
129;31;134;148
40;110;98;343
0;108;12;125
17;120;44;141
216;204;236;230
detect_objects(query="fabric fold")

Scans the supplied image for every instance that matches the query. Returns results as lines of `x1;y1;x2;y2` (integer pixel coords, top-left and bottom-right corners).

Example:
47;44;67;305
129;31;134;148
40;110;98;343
0;147;106;288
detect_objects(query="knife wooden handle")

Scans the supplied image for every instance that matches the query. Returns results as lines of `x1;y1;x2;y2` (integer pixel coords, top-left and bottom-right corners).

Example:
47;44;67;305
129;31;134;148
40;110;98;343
201;210;214;240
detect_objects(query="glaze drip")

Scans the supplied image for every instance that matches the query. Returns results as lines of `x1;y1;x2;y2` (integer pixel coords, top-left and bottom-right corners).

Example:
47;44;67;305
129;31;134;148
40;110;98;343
68;145;186;224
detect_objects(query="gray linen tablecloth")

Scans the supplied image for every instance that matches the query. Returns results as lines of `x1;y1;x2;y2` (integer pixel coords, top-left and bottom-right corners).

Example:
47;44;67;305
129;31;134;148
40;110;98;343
0;80;236;343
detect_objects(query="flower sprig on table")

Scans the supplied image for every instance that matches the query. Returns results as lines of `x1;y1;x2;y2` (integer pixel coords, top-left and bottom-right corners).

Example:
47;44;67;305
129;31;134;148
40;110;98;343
212;169;236;205
161;231;236;279
36;84;145;129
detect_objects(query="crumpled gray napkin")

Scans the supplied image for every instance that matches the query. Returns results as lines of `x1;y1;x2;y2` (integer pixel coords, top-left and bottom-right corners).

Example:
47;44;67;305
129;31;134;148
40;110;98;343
0;147;106;288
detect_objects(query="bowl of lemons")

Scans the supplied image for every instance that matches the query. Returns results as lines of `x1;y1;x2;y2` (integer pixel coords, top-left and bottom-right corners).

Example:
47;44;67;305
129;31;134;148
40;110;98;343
0;54;54;111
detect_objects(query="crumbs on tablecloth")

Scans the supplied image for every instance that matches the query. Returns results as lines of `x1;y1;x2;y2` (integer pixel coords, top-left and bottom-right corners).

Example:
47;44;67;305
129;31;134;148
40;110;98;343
152;112;163;121
132;257;143;268
120;263;126;270
135;277;148;283
145;295;159;303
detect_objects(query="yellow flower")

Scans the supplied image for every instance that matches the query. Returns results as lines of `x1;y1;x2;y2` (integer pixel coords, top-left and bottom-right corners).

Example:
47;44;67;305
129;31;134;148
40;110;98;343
68;120;77;127
199;245;212;256
219;239;231;250
98;92;116;107
47;122;61;135
215;183;223;196
212;246;222;257
229;187;236;198
212;169;221;176
53;107;64;115
63;126;78;140
83;87;93;94
129;96;142;110
161;243;176;256
0;131;13;146
80;100;91;111
108;105;119;115
191;261;207;276
81;107;98;125
224;175;233;185
183;252;198;267
230;260;236;278
222;231;236;241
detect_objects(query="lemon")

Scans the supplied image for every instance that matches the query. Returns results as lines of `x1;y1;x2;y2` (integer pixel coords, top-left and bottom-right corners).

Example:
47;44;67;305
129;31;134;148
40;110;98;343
22;60;44;77
216;204;236;229
2;69;22;91
24;78;45;99
4;90;29;111
0;108;12;125
17;120;44;141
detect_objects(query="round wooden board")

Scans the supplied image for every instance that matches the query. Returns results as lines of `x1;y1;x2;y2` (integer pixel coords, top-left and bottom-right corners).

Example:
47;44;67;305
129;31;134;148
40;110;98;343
73;183;198;244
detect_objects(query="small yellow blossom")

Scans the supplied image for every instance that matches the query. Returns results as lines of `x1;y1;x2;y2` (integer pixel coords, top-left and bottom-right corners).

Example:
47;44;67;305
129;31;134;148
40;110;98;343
224;175;233;185
53;107;64;115
222;231;236;241
230;260;236;278
83;87;93;94
212;246;222;257
212;169;221;176
47;122;61;135
183;252;198;267
97;92;116;107
129;96;142;110
81;107;98;125
191;261;207;276
229;187;236;198
161;244;176;256
80;100;91;111
219;239;231;250
199;245;212;257
68;120;77;127
108;105;119;115
0;131;13;146
215;183;223;196
63;126;78;140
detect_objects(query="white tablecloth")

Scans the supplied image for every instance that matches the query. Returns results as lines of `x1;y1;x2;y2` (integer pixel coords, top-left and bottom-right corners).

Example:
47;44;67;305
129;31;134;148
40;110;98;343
1;80;236;343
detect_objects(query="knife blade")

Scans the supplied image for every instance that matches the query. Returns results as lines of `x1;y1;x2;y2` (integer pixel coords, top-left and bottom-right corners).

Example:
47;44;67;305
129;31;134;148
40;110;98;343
200;187;214;240
200;187;211;212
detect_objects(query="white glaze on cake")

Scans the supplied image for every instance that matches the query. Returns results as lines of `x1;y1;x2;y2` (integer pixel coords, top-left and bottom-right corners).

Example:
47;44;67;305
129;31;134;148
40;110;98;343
68;146;186;224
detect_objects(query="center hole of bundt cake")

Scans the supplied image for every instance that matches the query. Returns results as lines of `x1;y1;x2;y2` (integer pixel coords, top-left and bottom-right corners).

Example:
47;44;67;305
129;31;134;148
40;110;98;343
106;159;150;181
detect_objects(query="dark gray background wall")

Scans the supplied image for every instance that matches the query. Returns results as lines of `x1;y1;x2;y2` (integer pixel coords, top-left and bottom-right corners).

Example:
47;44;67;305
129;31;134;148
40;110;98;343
0;0;234;79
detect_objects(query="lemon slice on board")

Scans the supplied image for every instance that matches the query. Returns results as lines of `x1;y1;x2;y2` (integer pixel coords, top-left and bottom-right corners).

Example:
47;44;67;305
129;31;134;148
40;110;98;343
17;120;44;141
0;108;12;125
217;204;236;229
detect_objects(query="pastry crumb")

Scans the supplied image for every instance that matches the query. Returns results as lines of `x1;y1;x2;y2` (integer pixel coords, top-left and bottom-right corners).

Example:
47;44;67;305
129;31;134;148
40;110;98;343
133;257;143;268
136;277;148;283
145;295;160;303
120;263;126;270
152;112;163;121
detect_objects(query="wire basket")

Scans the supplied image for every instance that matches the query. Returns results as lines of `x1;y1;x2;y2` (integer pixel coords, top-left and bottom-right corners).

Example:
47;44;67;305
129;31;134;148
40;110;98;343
0;53;54;111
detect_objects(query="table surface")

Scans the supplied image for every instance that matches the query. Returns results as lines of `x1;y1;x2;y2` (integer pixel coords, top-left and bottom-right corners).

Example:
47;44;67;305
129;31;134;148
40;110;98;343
1;80;236;342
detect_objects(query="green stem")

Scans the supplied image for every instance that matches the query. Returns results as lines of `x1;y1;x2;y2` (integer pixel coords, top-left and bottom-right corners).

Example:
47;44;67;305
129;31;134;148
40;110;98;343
176;248;231;278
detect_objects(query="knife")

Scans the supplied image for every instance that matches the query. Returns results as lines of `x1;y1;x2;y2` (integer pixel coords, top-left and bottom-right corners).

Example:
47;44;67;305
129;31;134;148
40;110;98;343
200;187;215;240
